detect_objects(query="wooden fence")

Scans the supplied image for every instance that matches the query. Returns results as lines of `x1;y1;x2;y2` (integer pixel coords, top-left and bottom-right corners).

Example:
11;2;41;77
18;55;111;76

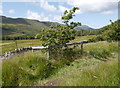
0;40;88;60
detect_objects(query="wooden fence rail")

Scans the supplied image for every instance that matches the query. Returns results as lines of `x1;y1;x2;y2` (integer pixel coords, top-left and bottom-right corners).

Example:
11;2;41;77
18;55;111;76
32;40;88;50
0;40;88;60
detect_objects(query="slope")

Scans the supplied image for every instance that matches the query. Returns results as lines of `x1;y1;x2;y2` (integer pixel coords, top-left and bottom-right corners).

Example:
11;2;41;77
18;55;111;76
1;16;59;38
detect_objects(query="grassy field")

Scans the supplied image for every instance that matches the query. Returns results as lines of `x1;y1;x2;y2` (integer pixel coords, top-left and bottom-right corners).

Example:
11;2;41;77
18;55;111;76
0;35;96;54
0;39;42;54
1;36;119;86
71;35;96;42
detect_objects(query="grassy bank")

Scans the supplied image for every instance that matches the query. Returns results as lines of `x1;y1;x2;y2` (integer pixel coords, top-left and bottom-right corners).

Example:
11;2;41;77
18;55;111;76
2;40;119;86
0;60;2;87
59;57;118;86
37;41;118;86
37;55;118;86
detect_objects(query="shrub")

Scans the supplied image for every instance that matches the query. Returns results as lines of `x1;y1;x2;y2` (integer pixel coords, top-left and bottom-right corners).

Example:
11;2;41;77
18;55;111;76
62;48;79;60
88;35;105;43
95;35;105;41
88;38;96;42
53;59;70;69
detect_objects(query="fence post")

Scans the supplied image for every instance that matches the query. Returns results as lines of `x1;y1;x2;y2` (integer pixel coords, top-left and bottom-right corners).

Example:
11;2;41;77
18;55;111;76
14;40;18;49
47;46;50;59
81;43;83;55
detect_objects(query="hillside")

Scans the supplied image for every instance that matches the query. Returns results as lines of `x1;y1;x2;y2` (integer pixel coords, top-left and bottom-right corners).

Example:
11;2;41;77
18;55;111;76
74;25;94;30
1;16;59;38
1;16;96;39
97;20;119;41
99;20;119;32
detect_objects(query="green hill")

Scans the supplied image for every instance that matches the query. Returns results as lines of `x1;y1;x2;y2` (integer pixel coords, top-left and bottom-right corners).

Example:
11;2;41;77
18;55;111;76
1;16;59;39
98;20;119;41
74;25;94;30
88;20;120;42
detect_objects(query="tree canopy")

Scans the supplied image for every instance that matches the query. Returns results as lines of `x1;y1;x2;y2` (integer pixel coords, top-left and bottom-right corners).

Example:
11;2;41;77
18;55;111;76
36;7;81;46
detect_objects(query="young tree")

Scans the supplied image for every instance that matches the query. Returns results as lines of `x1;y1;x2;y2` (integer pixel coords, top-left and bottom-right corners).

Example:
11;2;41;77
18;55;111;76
36;7;81;59
38;7;81;47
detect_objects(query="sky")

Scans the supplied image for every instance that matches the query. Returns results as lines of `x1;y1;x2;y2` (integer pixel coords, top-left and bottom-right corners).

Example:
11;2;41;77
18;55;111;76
0;0;119;29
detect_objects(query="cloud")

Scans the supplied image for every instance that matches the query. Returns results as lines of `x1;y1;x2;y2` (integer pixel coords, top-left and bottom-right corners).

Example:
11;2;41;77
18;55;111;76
27;10;49;21
39;1;57;12
27;10;41;20
8;9;15;14
0;5;2;15
58;5;69;13
0;3;3;15
43;17;49;21
54;16;61;21
75;10;82;14
58;5;82;15
0;10;2;15
101;10;113;14
66;0;118;14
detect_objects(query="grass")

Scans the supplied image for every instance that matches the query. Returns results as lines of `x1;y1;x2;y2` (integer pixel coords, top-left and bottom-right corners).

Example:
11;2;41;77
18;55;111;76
59;57;118;86
38;56;118;86
0;60;2;87
71;35;96;43
0;35;95;54
2;51;49;86
0;39;42;54
2;50;72;86
1;35;119;86
36;41;118;86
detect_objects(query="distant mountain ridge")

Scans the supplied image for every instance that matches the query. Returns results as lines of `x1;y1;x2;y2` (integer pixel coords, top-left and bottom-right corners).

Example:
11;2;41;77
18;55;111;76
1;16;30;25
75;25;94;30
1;16;59;26
1;16;95;38
1;16;59;37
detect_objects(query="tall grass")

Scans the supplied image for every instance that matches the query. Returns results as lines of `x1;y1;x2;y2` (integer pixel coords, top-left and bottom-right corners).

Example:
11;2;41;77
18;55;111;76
2;51;52;86
2;41;118;86
37;41;118;86
2;51;71;86
59;58;118;86
0;60;2;87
